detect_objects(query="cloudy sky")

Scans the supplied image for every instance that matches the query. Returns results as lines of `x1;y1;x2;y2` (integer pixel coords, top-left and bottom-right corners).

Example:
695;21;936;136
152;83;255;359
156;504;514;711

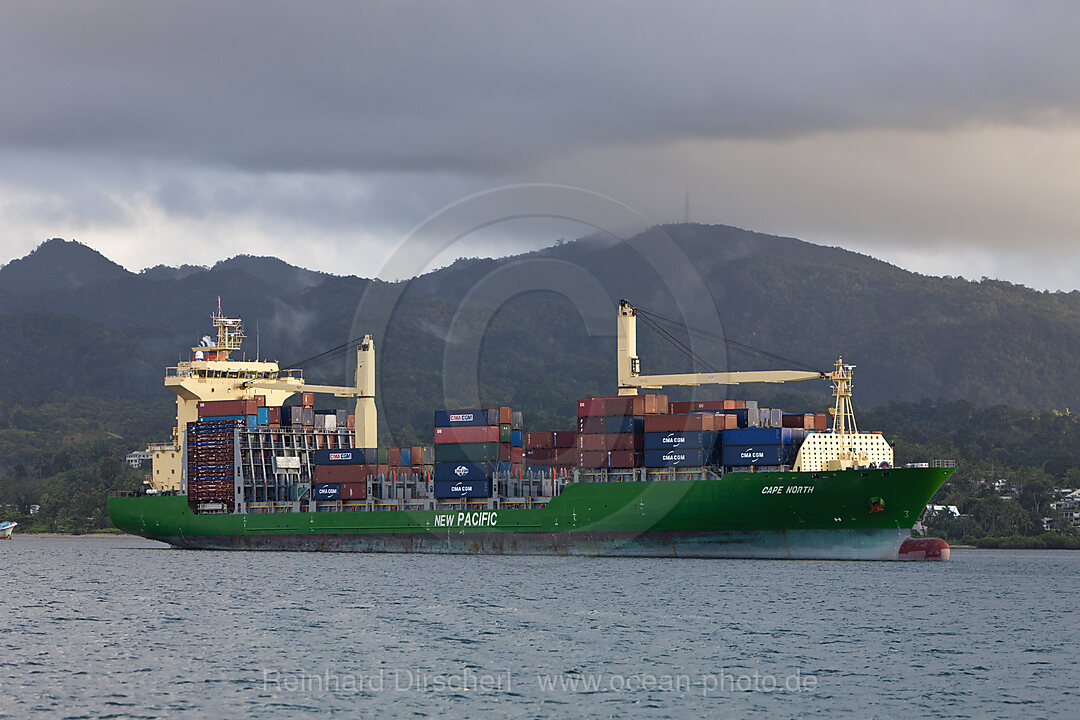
1;1;1078;288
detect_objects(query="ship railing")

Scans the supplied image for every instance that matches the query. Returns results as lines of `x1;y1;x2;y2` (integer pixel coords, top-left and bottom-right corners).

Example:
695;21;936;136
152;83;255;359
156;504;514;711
497;497;549;510
147;443;180;453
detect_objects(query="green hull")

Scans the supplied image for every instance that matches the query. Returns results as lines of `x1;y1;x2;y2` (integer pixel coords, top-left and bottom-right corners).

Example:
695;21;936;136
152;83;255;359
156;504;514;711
110;467;950;560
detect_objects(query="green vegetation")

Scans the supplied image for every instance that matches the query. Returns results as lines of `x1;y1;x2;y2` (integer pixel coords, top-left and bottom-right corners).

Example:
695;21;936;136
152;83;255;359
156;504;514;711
862;400;1080;546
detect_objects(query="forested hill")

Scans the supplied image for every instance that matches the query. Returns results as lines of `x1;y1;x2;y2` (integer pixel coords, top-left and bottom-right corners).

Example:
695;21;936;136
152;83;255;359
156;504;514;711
1;226;1078;453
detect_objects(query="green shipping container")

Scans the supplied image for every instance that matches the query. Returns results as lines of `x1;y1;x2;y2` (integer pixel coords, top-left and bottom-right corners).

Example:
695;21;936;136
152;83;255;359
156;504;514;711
434;442;502;463
499;424;512;443
378;447;390;465
438;443;501;463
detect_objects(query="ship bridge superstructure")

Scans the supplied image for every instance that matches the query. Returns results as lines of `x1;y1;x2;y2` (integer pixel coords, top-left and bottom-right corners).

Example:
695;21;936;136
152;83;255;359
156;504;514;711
148;300;376;491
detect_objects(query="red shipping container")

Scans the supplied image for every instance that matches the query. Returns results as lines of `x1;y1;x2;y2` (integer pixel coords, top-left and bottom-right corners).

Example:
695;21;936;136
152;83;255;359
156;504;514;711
577;398;605;418
578;416;605;434
608;450;637;468
500;443;511;461
254;395;266;408
267;406;281;425
511;447;523;463
555;448;581;465
643;394;669;415
804;413;816;430
525;432;555;450
553;430;578;448
644;413;718;433
388;447;401;466
347;415;356;430
723;413;738;429
410;446;423;463
668;400;731;414
578;434;607;451
339;481;368;500
815;413;828;431
315;464;373;484
782;415;803;429
526;448;554;462
499;407;512;425
605;433;641;451
579;451;607;468
434;426;501;444
197;399;257;417
302;392;315;407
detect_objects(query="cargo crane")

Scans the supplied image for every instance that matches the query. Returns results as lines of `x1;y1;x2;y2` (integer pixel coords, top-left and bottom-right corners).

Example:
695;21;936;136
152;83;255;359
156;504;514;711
147;301;376;491
616;300;889;471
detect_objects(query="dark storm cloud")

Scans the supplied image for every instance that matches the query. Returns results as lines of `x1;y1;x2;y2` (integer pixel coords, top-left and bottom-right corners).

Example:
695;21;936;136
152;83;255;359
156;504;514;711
2;1;1077;175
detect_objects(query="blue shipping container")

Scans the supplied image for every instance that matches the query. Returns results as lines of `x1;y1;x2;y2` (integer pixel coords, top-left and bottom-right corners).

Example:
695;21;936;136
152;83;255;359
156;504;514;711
434;409;493;427
605;415;645;434
433;479;494;499
313;483;341;500
721;427;793;446
644;431;718;451
720;444;793;467
644;448;710;467
434;461;495;482
314;448;376;465
257;407;269;426
511;430;522;447
400;448;412;466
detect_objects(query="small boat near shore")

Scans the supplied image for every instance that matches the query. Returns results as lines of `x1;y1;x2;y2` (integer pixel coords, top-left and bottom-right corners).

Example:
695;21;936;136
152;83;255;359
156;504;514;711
0;522;17;539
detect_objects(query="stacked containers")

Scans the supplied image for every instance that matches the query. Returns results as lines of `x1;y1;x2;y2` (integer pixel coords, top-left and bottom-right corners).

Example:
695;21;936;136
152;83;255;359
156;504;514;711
186;418;238;511
576;395;667;469
433;407;521;498
720;427;801;468
643;413;722;467
312;448;376;500
524;430;580;467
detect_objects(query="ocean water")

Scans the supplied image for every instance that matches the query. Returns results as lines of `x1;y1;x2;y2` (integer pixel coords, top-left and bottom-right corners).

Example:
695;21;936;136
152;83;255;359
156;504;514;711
0;536;1076;719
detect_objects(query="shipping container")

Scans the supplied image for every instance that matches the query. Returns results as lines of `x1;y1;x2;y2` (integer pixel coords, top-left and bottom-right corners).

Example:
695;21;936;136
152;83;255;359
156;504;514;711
434;426;501;444
511;429;522;447
315;448;377;465
510;446;523;464
302;392;315;408
254;395;266;408
644;413;718;433
433;461;496;482
577;416;605;434
499;424;512;444
720;444;793;467
267;406;281;425
434;442;501;463
553;430;578;448
301;407;315;427
525;431;554;450
388;447;401;466
433;479;493;499
399;447;412;466
604;415;645;434
336;409;348;426
511;411;523;430
815;413;828;431
644;431;719;451
579;451;608;468
722;427;794;446
314;464;373;483
578;434;607;451
434;409;493;427
197;399;258;418
604;433;642;451
608;450;640;468
339;481;368;500
312;483;341;500
421;446;435;465
499;407;512;425
644;448;709;467
577;398;605;418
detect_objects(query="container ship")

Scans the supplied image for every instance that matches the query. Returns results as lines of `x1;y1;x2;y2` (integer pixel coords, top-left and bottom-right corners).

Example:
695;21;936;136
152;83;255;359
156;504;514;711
108;300;953;560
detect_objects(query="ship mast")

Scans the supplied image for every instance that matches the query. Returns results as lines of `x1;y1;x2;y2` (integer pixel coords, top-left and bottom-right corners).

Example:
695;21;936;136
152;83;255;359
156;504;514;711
830;357;858;436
